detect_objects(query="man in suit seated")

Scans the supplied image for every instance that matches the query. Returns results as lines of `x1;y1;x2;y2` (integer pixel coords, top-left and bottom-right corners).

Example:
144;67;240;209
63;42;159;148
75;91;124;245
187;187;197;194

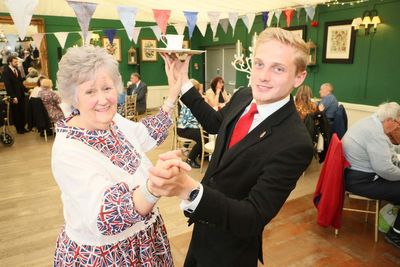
147;27;314;266
342;102;400;249
127;72;147;115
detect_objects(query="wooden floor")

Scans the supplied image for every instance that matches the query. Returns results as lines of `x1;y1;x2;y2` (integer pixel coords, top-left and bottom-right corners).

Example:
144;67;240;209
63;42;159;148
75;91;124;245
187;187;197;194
0;125;399;266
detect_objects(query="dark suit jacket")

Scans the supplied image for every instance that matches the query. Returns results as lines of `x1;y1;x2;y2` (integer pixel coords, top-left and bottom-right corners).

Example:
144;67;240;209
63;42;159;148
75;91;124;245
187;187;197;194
2;66;26;100
181;87;314;267
127;81;147;114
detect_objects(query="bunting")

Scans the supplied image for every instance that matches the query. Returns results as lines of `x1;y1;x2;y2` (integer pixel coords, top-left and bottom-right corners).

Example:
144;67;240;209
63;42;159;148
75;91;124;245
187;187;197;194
132;27;141;44
296;8;301;24
152;9;171;36
54;32;69;49
243;13;256;33
219;19;229;34
104;29;117;44
196;21;208;37
274;10;282;27
117;6;138;42
262;11;269;29
284;9;294;27
304;6;316;21
4;0;39;41
150;26;161;41
228;12;239;36
267;11;275;27
67;1;97;46
173;24;186;35
183;11;198;39
207;11;220;38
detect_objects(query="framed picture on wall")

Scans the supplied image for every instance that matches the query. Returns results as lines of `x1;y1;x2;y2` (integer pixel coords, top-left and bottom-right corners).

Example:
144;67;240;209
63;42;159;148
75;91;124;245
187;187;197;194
140;39;158;61
322;20;356;64
177;40;190;61
102;36;121;62
284;25;307;41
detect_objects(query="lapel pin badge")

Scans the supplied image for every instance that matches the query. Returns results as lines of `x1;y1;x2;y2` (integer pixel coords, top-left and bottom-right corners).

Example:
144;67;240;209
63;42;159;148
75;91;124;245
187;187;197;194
259;131;266;139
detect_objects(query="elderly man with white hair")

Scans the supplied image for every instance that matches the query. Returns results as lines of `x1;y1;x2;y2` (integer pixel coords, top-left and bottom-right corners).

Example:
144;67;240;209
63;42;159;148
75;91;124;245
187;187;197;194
342;102;400;249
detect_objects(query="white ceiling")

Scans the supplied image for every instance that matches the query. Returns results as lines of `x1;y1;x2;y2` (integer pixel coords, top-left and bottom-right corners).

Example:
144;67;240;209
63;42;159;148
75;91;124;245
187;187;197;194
0;0;325;24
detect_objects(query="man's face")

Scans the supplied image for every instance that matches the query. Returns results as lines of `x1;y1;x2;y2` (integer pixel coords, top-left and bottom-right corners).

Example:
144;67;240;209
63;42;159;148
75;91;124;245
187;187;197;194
319;86;329;98
10;58;18;68
250;40;306;105
130;75;139;84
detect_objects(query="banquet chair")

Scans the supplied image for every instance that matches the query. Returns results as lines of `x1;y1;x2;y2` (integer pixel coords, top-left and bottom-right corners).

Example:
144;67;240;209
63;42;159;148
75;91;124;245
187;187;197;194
171;110;194;153
124;94;138;122
199;127;215;173
335;193;380;242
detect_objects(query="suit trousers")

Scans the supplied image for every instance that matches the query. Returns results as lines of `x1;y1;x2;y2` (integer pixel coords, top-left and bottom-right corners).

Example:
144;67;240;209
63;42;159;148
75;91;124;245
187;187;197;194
10;97;26;132
177;127;202;161
344;168;400;229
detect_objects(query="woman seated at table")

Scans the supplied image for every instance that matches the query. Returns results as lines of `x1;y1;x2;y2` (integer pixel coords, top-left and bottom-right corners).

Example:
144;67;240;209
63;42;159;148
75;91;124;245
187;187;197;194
205;76;230;109
295;84;317;121
38;78;65;124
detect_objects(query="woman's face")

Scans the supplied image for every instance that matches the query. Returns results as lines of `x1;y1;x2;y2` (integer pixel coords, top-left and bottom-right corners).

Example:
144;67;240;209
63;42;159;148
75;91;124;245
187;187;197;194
216;80;224;90
74;69;118;130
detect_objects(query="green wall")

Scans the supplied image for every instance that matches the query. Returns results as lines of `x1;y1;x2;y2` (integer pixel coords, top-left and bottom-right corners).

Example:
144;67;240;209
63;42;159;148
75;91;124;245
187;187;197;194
2;0;399;105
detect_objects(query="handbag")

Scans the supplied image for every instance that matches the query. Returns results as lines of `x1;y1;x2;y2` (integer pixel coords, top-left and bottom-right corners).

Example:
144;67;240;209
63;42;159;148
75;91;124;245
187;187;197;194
379;203;399;233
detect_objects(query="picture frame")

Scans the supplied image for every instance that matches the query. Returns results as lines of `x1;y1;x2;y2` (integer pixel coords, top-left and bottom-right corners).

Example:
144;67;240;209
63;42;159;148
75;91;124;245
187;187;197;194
322;20;356;64
102;36;121;62
140;39;158;61
284;25;307;41
177;40;190;61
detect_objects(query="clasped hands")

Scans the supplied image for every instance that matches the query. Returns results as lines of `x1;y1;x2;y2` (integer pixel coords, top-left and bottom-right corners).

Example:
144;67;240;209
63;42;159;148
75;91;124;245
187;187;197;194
148;150;198;200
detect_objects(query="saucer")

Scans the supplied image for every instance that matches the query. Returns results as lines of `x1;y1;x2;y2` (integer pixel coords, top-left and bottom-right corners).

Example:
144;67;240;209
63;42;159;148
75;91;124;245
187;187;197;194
145;47;205;55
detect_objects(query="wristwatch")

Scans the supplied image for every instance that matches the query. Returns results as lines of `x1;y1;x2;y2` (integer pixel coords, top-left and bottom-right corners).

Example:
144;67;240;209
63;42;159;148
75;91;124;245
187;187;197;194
188;186;201;202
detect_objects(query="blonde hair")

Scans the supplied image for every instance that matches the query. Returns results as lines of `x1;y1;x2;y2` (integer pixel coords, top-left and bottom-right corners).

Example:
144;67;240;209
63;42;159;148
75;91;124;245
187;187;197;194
190;78;203;94
41;78;53;89
57;46;123;107
255;27;308;73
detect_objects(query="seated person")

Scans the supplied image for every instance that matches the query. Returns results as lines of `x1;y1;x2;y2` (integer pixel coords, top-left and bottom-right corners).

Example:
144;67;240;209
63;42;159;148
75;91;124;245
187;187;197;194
295;84;317;121
205;76;230;109
318;83;338;122
25;67;40;84
127;72;147;115
38;79;65;124
29;76;45;98
342;102;400;249
177;79;203;169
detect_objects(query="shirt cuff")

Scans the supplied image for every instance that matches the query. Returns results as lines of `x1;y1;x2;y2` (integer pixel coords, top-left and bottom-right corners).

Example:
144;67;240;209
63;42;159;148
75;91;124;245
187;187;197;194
179;184;204;213
181;80;194;95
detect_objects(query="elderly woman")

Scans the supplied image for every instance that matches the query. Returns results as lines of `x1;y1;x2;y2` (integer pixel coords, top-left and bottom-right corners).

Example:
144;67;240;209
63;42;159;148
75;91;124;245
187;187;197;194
52;46;188;266
38;78;64;124
205;76;230;109
294;84;317;121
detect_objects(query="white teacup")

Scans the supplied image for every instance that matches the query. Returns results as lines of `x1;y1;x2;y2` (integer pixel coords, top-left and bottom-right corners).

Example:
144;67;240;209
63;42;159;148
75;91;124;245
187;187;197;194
161;34;184;50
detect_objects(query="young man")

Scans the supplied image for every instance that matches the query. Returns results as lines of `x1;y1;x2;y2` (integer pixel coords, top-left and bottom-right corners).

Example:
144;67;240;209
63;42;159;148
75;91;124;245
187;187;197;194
127;72;148;115
148;28;314;267
2;56;27;134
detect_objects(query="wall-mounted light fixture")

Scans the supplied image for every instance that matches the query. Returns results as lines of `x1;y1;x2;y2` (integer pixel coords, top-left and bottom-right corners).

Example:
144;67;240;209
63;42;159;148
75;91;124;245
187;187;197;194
352;9;381;35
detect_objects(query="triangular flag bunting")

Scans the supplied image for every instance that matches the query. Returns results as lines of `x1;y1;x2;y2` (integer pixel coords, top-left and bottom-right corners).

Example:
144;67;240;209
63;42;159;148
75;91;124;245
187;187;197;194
242;13;256;33
267;11;274;27
67;1;97;46
152;9;171;36
262;11;269;29
274;10;282;27
4;0;39;41
228;12;239;36
183;11;198;39
103;29;117;44
54;32;69;49
132;27;141;44
208;11;220;38
174;24;186;35
197;21;208;37
296;8;301;24
220;18;229;34
117;6;138;42
31;33;44;50
284;9;294;27
304;6;316;21
151;26;162;41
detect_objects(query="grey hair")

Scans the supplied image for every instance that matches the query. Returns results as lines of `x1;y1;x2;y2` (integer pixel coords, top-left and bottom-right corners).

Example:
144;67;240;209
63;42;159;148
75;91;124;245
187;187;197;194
321;83;334;93
57;46;123;107
376;102;400;122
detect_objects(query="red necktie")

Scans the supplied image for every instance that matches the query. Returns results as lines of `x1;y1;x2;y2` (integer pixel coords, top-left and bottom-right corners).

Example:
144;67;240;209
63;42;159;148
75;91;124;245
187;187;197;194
13;69;18;77
229;103;258;148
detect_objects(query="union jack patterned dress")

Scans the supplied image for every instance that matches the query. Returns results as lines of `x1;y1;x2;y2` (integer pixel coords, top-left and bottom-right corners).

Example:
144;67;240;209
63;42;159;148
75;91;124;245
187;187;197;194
52;109;174;266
